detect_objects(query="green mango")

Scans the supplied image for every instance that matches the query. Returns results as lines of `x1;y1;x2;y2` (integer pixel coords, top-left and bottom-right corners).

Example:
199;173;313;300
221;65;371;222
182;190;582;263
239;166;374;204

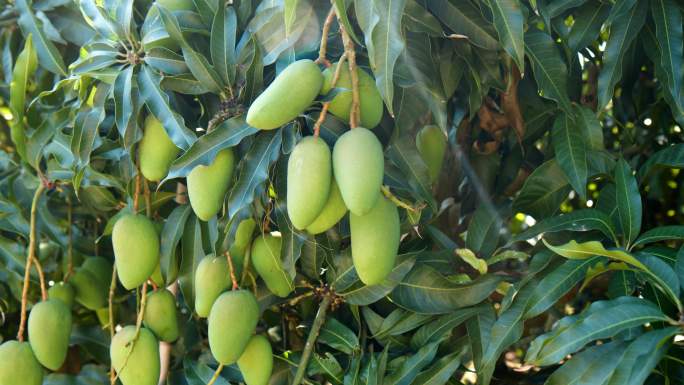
208;290;259;364
48;281;75;308
112;214;160;290
305;179;348;234
150;263;164;287
143;290;179;342
237;335;273;385
228;218;257;277
246;60;323;130
332;127;384;215
81;256;113;283
321;63;384;128
287;136;332;229
139;115;180;181
96;306;115;327
70;268;107;310
28;299;72;370
187;148;235;221
0;341;43;385
250;234;293;297
416;125;447;183
194;255;230;317
350;196;399;285
111;326;160;385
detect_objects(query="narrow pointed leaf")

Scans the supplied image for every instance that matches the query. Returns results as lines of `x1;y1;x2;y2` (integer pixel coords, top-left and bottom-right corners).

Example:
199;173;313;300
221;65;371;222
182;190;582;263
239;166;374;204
487;0;525;71
552;112;588;200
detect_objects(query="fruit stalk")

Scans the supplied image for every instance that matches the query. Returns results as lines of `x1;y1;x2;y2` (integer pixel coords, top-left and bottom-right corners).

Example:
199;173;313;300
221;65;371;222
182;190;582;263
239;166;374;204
17;183;46;342
334;12;360;128
206;363;224;385
225;251;239;290
314;53;347;137
292;294;332;385
143;177;152;217
315;6;335;67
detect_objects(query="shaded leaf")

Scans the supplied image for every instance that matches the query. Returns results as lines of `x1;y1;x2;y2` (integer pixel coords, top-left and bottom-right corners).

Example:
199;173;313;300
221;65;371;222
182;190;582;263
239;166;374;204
512;209;617;245
552;112;587;200
614;158;641;246
524;29;572;113
487;0;525;71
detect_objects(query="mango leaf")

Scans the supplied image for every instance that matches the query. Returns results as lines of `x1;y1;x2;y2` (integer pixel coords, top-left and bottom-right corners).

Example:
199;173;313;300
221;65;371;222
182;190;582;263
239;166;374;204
386;139;436;210
337;254;416;306
318;317;360;355
455;249;487;274
389;264;502;314
525;297;669;366
16;0;67;76
309;353;344;385
184;359;230;385
410;305;485;349
138;65;197;150
566;1;610;53
143;48;189;75
637;143;684;181
632;226;684;248
160;204;192;284
639;253;680;304
614;158;641;247
165;117;257;181
283;0;298;36
524;29;572;114
227;130;282;218
486;0;525;71
596;0;647;109
543;239;647;271
177;215;204;311
210;1;237;85
113;65;139;149
552;112;587;200
650;0;684;124
274;200;305;283
78;0;124;41
426;0;498;50
544;340;626;385
466;204;501;258
9;35;37;162
410;349;463;385
384;342;439;385
512;209;617;245
604;327;677;385
574;104;604;151
512;159;570;219
333;0;361;45
71;107;105;169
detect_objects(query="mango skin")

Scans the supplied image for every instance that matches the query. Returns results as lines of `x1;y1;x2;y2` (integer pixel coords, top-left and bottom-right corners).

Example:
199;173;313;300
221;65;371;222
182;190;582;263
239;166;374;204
140;115;180;182
247;60;324;130
82;256;113;283
187;148;235;221
321;63;384;128
111;326;160;385
48;281;75;308
287;136;332;229
113;214;160;290
251;235;293;297
350;196;400;285
70;268;107;310
0;341;43;385
28;299;72;370
143;290;179;342
237;335;273;385
194;255;230;318
229;218;257;277
208;290;259;364
416;125;447;183
332;127;384;215
305;179;348;234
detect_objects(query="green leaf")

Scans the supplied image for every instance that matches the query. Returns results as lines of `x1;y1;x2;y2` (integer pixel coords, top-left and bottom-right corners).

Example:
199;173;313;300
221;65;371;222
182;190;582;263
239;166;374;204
512;209;618;245
426;0;498;50
71;107;105;169
138;65;197;150
604;327;677;385
410;305;485;349
385;342;439;385
596;0;647;109
318;317;360;354
525;296;668;366
574;104;604;151
466;204;501;258
386;139;436;210
178;215;204;311
211;1;237;86
283;0;298;36
160;204;192;284
333;0;362;45
486;0;525;71
552;112;588;200
543;239;647;271
113;65;139;149
633;226;684;248
410;349;463;385
337;254;416;306
165;116;256;181
16;0;67;76
524;29;572;114
402;0;442;36
650;0;684;123
614;158;641;246
544;340;626;385
566;1;610;53
455;249;487;274
144;48;190;75
9;35;37;161
512;159;570;219
227;130;282;218
466;304;495;379
389;264;502;314
309;353;344;385
637;143;684;181
78;0;124;41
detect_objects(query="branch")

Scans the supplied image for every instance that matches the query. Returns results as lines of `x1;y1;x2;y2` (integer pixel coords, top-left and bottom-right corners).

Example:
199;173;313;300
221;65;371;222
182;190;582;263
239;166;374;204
335;14;360;128
292;295;332;385
315;7;336;67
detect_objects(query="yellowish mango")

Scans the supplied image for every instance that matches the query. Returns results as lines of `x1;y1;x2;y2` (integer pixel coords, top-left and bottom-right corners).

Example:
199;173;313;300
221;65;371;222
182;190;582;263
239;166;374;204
139;115;180;181
208;290;259;364
0;341;43;385
287;136;332;229
321;63;384;128
143;289;179;342
194;255;230;317
416;125;447;183
250;234;293;297
113;214;160;290
237;335;273;385
305;179;348;234
187;148;235;221
28;299;72;370
111;326;160;385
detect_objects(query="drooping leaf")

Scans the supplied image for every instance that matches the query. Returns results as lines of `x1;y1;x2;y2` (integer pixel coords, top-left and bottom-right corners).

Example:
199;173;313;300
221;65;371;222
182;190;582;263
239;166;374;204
551;112;588;200
512;209;617;245
650;0;684;125
384;342;439;385
486;0;525;71
524;29;572;113
318;317;360;355
512;159;570;219
637;143;684;182
410;305;485;349
566;1;611;53
426;0;498;50
160;204;192;284
466;204;501;258
543;239;647;271
16;0;67;76
211;1;237;86
614;158;642;247
633;226;684;248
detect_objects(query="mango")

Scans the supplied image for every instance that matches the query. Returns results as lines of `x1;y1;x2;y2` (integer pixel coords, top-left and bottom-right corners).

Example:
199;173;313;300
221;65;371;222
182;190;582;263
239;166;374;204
250;234;293;297
187;148;235;221
332;127;384;215
416;125;447;183
194;255;230;317
96;306;115;327
229;218;257;277
350;196;399;285
111;326;160;385
305;179;348;234
143;290;179;342
321;63;384;128
82;256;113;283
48;281;75;308
112;214;160;290
0;341;43;385
150;263;164;287
246;60;323;130
287;136;332;229
139;115;180;181
237;335;273;385
70;268;107;310
208;290;259;364
28;299;72;370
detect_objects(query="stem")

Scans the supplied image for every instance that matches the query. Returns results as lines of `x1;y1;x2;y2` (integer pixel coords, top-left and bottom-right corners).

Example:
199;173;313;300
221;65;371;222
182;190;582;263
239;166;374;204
16;183;46;341
335;14;360;128
109;264;118;385
313;103;330;137
292;295;332;385
206;363;224;385
381;186;418;212
225;251;239;290
315;7;336;67
133;170;142;213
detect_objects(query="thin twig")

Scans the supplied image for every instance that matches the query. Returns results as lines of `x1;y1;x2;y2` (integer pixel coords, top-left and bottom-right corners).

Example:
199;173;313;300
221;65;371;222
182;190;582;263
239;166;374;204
33;257;47;302
331;53;347;86
335;15;360;128
315;7;336;67
292;295;332;385
225;251;239;290
206;363;225;385
313;103;330;137
108;264;118;385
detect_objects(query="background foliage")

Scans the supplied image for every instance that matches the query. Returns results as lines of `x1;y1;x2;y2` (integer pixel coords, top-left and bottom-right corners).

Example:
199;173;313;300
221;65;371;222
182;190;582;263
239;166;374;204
2;0;684;384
